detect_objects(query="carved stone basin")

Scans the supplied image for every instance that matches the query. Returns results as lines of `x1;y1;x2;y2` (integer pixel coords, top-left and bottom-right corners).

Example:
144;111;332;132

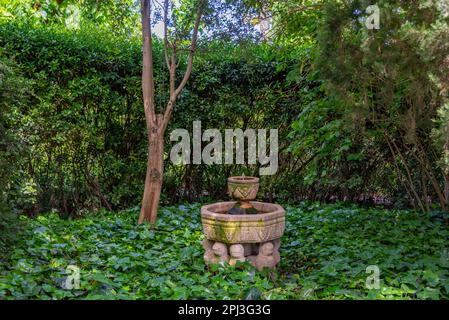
200;176;286;270
201;201;285;244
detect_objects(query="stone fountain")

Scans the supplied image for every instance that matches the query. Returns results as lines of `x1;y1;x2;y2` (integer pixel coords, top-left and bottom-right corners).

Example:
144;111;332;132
201;176;285;270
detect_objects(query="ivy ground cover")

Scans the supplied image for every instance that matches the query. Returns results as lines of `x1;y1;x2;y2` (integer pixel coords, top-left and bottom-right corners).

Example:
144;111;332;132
1;203;449;300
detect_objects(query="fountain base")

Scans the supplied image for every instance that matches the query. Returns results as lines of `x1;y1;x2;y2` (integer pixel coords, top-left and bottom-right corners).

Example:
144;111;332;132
202;238;281;270
201;201;285;270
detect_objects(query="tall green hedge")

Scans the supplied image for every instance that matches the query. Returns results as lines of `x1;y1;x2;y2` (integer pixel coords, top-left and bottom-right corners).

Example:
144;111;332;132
0;56;28;257
0;21;303;216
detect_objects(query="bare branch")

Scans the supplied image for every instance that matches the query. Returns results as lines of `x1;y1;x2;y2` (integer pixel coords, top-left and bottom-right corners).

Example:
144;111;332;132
170;45;176;94
173;0;205;97
141;0;156;126
161;0;206;131
163;0;171;70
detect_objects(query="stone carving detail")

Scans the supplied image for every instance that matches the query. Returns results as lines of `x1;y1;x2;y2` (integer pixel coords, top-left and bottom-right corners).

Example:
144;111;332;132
229;244;246;266
212;242;229;264
228;183;257;201
255;242;276;270
202;215;285;244
200;176;285;270
202;239;215;265
227;176;259;202
202;239;281;270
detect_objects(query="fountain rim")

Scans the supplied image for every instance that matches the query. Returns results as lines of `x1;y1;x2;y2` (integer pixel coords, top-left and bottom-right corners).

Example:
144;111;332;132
227;176;260;184
201;201;285;221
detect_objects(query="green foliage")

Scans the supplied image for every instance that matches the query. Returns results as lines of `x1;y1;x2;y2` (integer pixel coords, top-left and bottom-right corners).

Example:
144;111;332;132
0;21;148;215
285;0;449;208
0;0;141;37
0;57;29;258
280;202;449;299
0;21;303;215
1;203;449;299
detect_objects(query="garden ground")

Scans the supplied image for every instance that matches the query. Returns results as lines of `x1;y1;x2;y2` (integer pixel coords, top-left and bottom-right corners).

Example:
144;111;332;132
1;202;449;300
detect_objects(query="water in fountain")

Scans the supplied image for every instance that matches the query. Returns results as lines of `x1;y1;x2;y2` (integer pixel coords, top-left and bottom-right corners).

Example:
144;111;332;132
227;202;259;215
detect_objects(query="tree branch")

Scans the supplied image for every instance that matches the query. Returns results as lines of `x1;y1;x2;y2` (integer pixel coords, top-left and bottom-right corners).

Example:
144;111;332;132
141;0;156;127
163;0;171;70
161;0;206;132
173;2;203;98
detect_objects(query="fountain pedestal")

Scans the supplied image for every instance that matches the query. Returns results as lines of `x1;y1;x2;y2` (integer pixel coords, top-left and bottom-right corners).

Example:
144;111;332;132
200;177;285;270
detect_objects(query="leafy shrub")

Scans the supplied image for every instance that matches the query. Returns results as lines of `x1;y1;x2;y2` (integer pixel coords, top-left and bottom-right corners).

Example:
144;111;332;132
0;21;302;216
0;57;28;258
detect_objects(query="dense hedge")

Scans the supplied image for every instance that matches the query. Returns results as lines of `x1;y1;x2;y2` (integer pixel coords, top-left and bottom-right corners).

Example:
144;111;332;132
0;21;304;216
0;57;28;257
4;10;443;218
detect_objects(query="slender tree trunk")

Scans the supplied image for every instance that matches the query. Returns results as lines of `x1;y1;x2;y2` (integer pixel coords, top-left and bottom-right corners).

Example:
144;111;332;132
138;0;205;224
139;118;164;224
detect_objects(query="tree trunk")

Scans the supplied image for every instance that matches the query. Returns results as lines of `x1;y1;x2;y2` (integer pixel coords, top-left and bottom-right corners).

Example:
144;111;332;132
138;0;204;224
138;128;164;224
